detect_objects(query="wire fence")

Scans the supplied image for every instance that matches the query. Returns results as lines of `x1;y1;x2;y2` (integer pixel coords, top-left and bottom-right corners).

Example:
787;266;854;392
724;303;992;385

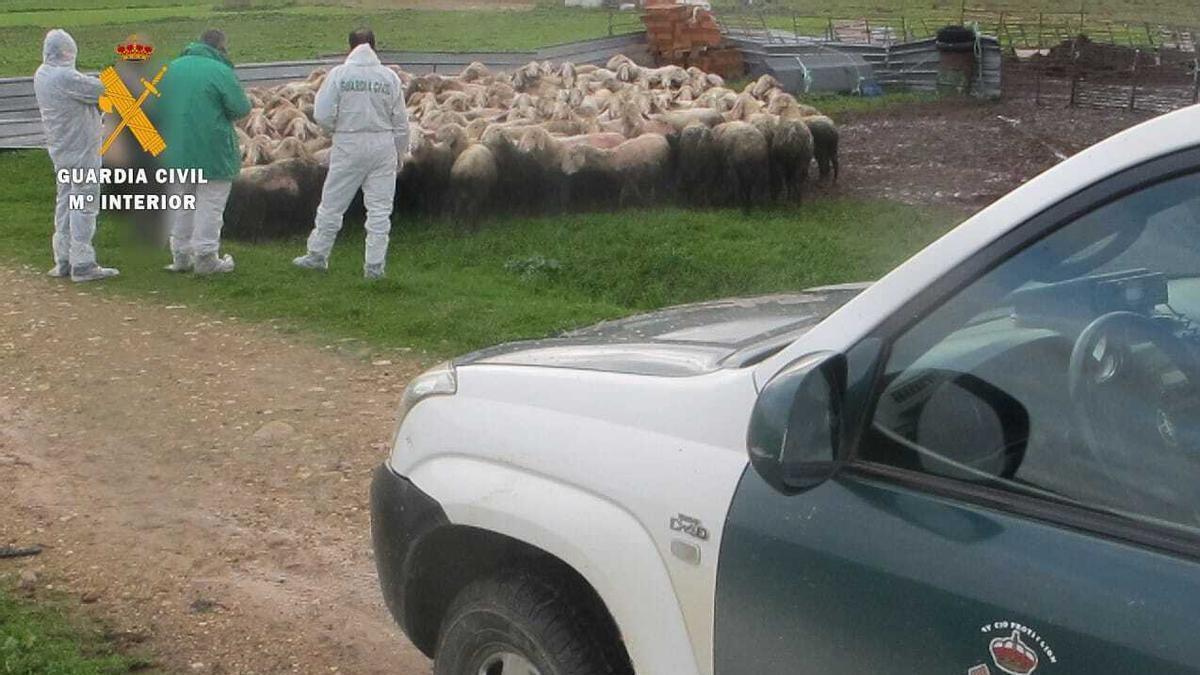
706;4;1200;113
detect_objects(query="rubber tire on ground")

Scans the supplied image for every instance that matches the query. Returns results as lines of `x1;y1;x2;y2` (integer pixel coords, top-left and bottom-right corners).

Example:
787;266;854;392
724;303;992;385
434;566;630;675
936;25;977;51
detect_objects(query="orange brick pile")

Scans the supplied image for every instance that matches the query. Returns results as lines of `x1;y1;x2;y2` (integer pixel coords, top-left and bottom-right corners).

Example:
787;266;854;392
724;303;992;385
640;0;744;79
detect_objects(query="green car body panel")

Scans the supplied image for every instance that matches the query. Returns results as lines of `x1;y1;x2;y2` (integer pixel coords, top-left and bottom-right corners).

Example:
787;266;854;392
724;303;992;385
716;469;1200;674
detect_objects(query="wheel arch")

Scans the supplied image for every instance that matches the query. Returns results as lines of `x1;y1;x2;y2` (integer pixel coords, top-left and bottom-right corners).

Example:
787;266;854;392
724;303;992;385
405;455;704;675
401;524;629;669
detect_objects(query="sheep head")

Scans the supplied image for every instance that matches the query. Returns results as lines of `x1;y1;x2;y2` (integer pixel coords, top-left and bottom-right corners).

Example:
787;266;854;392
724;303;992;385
465;118;490;141
436;123;471;158
557;61;577;87
751;74;782;99
560;143;607;175
269;137;308;163
461;61;491;82
245;110;272;138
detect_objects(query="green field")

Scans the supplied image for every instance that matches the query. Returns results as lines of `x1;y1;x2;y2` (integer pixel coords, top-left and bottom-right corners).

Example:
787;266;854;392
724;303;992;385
0;150;958;358
1;0;1197;76
0;4;619;76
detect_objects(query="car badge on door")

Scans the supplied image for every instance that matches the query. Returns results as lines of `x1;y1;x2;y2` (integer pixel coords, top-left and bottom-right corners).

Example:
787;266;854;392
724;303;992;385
970;621;1057;674
670;514;709;540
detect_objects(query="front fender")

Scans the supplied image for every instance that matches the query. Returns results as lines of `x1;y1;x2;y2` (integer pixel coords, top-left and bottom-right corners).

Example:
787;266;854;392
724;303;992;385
407;454;703;675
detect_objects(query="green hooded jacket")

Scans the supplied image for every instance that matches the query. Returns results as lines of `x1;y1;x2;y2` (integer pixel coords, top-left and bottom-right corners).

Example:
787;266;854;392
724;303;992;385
156;42;250;181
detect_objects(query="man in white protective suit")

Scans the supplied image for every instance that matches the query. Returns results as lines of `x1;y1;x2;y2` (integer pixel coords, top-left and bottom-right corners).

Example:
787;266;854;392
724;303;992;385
293;28;409;279
33;29;120;282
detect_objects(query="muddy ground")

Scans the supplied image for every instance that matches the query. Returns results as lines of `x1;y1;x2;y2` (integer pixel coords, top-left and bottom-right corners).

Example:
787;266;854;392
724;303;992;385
0;99;1163;674
833;98;1152;209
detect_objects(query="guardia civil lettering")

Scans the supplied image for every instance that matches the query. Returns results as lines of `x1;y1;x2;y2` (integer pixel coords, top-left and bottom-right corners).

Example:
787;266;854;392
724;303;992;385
56;168;210;185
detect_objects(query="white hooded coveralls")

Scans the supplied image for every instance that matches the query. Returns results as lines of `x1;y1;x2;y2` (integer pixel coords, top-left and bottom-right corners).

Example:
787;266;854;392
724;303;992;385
306;43;410;268
34;29;105;268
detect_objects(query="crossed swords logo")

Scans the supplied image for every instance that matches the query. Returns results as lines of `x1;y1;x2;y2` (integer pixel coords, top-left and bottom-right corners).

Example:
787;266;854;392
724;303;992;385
97;64;167;156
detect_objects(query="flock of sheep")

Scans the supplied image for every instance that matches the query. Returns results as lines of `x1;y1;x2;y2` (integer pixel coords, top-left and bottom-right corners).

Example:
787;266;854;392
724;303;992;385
230;54;840;234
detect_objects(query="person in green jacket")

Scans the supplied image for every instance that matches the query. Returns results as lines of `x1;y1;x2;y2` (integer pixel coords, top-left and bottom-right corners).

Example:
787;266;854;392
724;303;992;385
156;29;250;275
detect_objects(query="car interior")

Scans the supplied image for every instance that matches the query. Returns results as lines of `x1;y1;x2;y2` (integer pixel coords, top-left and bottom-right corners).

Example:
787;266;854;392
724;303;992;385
865;171;1200;536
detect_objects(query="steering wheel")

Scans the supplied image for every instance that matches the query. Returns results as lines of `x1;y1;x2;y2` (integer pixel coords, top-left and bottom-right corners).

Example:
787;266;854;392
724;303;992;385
1068;311;1199;462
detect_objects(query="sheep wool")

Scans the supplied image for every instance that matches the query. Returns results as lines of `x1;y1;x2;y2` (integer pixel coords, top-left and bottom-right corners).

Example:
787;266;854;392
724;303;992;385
227;55;842;237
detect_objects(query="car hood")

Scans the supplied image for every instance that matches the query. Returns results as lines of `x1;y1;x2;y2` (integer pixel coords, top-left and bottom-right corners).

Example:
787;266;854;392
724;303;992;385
456;283;870;377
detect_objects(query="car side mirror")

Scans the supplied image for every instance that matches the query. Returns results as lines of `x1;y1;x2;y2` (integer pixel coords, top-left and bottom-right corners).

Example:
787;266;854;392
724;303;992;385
747;351;848;495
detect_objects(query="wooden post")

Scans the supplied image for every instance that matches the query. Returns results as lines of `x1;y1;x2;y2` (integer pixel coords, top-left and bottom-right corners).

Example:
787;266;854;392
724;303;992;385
959;0;966;26
1070;38;1080;107
1035;61;1044;105
1192;56;1199;104
1129;48;1140;111
827;16;834;41
865;17;872;43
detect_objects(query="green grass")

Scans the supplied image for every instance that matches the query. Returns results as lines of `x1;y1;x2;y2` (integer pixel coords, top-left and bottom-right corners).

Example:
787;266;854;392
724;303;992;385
710;0;1200;24
0;586;145;675
0;150;959;358
0;5;621;76
802;91;939;119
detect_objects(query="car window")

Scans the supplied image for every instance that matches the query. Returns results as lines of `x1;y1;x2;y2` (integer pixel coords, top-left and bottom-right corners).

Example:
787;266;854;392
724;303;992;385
865;171;1200;539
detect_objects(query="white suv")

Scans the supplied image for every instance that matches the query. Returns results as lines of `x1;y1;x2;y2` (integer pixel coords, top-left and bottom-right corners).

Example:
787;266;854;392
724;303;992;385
372;105;1200;675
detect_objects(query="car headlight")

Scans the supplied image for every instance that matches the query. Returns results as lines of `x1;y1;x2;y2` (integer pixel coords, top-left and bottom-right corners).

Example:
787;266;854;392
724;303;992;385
395;361;458;431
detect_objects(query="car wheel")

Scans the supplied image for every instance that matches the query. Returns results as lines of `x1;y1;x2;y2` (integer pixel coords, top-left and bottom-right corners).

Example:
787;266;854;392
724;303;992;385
434;566;626;675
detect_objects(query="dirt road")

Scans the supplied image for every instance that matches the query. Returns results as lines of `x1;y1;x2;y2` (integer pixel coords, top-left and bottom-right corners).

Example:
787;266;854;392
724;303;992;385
0;265;431;674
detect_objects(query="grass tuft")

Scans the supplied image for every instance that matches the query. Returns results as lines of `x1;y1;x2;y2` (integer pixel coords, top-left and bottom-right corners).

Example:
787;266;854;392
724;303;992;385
0;584;145;675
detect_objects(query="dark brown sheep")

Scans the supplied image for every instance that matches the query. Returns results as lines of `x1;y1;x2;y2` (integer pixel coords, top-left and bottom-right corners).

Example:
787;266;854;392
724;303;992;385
676;123;721;207
712;121;769;213
802;115;840;181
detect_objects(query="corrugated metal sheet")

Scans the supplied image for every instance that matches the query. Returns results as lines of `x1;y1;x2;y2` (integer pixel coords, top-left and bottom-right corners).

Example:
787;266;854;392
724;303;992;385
729;35;885;91
762;52;874;92
729;32;1002;97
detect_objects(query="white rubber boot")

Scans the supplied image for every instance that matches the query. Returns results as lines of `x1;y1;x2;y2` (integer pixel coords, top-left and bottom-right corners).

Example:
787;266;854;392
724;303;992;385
164;252;193;273
364;263;385;280
293;252;329;271
193;253;235;275
47;261;70;278
70;263;120;283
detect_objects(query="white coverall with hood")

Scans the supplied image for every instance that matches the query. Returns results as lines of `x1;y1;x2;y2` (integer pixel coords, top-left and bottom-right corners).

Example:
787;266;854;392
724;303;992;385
299;43;409;276
33;29;116;280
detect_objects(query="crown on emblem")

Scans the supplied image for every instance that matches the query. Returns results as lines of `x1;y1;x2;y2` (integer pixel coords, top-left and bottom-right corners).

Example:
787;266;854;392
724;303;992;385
988;631;1039;675
116;37;154;61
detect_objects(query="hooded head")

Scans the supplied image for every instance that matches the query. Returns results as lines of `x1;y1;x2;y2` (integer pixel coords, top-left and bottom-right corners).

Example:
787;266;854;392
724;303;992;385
42;29;78;68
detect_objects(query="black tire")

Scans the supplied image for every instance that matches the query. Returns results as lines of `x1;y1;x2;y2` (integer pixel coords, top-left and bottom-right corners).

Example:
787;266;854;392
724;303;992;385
434;566;630;675
936;25;977;51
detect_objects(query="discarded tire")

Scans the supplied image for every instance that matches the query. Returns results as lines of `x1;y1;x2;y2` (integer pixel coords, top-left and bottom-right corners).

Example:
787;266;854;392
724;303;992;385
936;25;977;52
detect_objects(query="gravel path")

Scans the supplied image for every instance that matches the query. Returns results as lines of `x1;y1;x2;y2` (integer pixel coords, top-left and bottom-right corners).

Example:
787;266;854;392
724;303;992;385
0;264;431;674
